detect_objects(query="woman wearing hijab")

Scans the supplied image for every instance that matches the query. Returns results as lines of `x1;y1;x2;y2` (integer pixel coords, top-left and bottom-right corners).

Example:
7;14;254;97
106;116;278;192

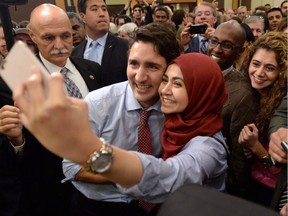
13;53;228;203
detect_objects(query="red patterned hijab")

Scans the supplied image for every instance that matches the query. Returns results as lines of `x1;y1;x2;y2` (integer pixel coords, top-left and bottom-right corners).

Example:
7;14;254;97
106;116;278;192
162;53;227;159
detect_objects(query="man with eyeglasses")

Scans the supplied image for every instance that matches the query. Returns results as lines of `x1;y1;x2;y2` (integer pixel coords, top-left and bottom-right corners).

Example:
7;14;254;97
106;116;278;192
208;20;259;200
180;1;217;55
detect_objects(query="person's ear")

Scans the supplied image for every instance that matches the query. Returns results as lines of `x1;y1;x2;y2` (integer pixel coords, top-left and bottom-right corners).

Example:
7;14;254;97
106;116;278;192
79;12;86;24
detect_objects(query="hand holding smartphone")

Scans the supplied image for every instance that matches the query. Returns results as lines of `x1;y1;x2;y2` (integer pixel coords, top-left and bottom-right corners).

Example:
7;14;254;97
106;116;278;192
189;24;208;34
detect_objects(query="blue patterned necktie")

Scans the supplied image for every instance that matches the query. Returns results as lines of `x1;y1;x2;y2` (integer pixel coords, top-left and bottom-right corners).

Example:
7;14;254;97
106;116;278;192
87;41;101;65
200;38;208;54
60;67;83;99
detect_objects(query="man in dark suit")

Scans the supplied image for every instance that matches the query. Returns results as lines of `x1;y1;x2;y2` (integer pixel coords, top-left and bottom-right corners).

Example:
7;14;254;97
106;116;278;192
72;0;129;86
181;1;217;55
0;4;102;216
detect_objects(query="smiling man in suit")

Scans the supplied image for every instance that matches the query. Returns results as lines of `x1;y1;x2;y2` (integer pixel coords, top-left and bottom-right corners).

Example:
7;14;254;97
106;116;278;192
0;4;102;216
72;0;129;86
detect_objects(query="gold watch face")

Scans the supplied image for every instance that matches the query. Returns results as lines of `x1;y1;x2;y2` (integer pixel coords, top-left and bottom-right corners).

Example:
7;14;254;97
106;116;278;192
91;153;112;173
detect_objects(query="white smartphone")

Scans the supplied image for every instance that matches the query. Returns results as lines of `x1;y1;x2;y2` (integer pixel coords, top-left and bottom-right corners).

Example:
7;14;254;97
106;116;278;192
0;41;50;92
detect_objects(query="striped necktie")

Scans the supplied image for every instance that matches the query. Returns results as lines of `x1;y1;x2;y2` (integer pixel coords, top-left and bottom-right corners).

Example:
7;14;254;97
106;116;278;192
60;67;83;99
200;38;208;54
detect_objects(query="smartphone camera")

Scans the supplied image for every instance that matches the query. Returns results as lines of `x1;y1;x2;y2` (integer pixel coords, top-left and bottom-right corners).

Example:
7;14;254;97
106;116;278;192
189;24;208;34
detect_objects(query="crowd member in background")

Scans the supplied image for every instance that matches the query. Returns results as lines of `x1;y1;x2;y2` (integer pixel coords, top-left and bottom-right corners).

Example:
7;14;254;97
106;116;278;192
280;0;288;17
267;8;283;32
239;32;287;207
171;9;187;31
13;27;37;53
208;20;258;200
119;0;152;27
0;3;103;216
115;14;132;29
268;95;287;215
225;8;235;18
236;6;248;22
152;6;170;23
73;0;129;86
243;15;265;40
0;24;8;59
265;3;272;11
254;6;267;14
181;1;217;54
67;12;86;47
118;22;137;40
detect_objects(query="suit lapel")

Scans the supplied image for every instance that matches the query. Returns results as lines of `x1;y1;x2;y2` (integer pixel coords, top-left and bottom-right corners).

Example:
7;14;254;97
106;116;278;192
70;57;97;91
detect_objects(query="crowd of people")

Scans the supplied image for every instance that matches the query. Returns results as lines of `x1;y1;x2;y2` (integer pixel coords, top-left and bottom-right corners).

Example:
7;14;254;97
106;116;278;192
0;0;287;216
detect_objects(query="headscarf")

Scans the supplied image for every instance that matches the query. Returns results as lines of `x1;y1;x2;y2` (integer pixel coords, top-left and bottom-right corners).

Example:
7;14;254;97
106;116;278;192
162;53;227;159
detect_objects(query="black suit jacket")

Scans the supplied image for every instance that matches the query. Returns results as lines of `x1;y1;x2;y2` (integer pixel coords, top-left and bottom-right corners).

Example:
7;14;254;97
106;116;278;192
0;56;102;216
72;32;129;86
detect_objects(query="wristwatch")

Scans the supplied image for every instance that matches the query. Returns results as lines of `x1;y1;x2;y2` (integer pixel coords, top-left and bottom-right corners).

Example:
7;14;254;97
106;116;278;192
85;138;113;173
259;155;272;168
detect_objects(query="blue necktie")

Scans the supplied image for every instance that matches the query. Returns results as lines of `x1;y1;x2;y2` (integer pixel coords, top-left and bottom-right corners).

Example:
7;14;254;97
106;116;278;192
87;41;101;65
200;38;208;54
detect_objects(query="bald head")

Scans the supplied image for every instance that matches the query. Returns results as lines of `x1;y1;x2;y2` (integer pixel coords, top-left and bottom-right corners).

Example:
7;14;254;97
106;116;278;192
208;20;246;70
216;20;246;46
30;4;69;30
28;4;73;67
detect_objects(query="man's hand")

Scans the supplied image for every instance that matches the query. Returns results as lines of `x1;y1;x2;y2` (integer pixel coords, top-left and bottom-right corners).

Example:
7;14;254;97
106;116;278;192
0;105;23;145
269;128;288;164
13;67;97;165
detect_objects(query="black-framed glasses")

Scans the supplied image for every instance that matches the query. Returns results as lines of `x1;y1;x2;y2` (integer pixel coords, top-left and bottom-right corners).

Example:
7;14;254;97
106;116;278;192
209;38;242;51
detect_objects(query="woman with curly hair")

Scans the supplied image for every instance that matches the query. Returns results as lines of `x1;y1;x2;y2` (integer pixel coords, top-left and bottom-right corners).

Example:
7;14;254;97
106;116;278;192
239;32;287;206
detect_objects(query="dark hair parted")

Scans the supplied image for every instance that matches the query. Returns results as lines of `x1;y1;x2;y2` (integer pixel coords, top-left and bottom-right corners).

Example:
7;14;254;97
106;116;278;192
78;0;106;13
130;22;181;63
244;32;287;137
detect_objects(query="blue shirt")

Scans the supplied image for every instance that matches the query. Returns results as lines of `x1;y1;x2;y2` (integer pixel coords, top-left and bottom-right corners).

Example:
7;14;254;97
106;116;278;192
84;33;108;65
62;81;164;202
118;132;228;203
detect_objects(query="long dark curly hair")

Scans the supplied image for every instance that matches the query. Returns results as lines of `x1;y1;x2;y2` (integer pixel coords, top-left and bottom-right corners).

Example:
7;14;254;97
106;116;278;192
244;32;287;140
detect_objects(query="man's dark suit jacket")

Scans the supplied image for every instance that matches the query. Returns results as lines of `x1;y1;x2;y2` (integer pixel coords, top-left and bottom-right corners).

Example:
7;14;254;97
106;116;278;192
72;32;129;86
0;56;102;216
185;36;200;54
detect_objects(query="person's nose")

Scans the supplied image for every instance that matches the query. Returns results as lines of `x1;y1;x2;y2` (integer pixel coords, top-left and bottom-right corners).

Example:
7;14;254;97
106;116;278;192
135;67;148;82
54;37;65;49
254;66;265;77
161;82;172;95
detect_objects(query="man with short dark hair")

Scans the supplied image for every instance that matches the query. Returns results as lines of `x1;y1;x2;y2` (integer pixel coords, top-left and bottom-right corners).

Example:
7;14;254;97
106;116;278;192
267;7;283;31
63;22;181;216
73;0;129;86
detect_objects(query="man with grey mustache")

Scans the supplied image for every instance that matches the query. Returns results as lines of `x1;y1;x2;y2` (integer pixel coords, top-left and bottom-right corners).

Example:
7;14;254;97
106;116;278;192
0;4;102;215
